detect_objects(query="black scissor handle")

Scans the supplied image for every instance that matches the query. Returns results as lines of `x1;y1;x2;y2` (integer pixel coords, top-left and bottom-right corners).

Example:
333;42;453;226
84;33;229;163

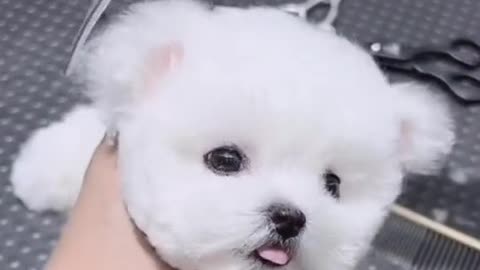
366;40;480;104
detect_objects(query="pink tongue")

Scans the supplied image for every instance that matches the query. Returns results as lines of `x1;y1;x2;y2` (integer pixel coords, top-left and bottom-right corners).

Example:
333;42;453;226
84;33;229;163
257;248;290;265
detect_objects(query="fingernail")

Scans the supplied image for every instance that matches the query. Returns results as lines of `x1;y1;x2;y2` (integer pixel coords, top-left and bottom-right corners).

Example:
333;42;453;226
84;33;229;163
105;130;119;149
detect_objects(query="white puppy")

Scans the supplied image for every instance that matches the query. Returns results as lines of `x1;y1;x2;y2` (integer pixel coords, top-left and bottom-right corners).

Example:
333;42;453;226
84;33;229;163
10;1;455;269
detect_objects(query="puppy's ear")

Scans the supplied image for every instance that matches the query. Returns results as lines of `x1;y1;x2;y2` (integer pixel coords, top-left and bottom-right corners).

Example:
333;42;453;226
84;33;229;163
393;83;455;174
141;41;184;97
78;38;184;130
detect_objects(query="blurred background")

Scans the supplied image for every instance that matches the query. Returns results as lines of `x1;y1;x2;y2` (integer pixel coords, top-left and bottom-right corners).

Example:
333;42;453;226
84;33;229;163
0;0;480;269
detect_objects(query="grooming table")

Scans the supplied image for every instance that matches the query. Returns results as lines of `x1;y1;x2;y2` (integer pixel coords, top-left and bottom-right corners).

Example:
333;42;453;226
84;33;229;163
1;0;479;269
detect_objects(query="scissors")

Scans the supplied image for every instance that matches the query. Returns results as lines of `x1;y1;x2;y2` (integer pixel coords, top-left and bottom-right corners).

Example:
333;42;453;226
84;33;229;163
282;1;480;104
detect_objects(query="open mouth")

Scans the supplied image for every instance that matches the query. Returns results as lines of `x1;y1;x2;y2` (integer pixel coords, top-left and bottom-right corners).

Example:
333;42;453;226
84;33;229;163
253;243;292;267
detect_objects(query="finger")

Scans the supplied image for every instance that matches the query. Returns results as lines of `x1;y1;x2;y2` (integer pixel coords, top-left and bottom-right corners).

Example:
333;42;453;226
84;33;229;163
83;132;118;182
95;132;117;156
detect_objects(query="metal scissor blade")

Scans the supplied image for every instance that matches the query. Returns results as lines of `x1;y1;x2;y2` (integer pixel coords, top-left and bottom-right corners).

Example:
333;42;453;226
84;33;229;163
65;0;112;75
279;0;343;31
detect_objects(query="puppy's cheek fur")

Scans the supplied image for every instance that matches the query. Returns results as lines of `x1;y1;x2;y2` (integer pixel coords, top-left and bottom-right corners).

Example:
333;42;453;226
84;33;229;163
118;134;267;269
299;202;388;270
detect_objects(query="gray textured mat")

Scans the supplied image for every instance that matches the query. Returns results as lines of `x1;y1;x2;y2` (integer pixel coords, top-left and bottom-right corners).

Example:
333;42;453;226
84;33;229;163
1;0;480;270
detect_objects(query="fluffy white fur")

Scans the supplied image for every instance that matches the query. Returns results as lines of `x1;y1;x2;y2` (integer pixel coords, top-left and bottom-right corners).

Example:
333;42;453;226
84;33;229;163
10;1;455;269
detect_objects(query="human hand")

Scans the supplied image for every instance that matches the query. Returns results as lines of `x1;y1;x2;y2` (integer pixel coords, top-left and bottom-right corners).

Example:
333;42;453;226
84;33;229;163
46;134;174;270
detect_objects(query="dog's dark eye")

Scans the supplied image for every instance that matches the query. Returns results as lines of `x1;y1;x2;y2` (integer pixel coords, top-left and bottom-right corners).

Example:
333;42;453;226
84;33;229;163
323;171;341;199
204;145;245;175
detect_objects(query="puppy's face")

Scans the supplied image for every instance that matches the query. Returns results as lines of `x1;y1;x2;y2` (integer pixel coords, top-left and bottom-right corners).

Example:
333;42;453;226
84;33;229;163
81;2;455;270
119;79;404;270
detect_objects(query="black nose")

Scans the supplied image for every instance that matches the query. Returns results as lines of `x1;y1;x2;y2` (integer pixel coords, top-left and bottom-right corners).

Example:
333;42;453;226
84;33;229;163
266;203;306;240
